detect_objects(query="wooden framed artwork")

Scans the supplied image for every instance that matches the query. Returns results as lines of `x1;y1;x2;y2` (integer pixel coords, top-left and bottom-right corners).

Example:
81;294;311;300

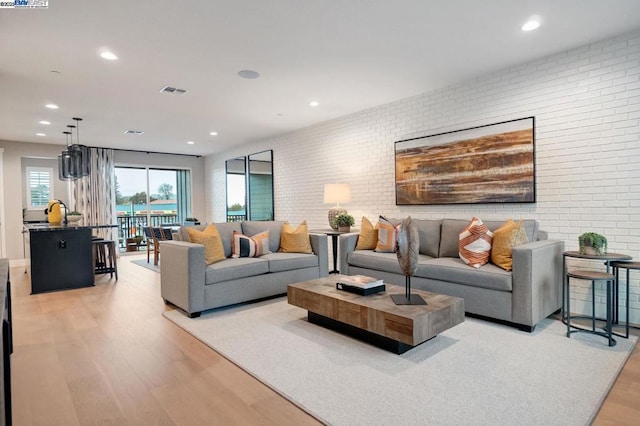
395;117;535;205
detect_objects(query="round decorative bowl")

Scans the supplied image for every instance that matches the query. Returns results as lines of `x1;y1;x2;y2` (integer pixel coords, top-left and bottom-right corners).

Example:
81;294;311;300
67;214;82;224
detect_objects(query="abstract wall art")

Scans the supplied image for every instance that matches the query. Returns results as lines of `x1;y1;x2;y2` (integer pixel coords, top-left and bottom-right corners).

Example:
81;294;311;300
395;117;535;205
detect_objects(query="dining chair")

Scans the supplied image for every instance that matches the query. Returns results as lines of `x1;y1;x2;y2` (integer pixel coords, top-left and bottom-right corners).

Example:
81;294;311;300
147;227;172;265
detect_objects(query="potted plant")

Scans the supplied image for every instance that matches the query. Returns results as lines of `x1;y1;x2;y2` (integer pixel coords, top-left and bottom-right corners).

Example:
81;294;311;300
184;217;200;226
67;211;83;224
334;213;355;232
578;232;607;255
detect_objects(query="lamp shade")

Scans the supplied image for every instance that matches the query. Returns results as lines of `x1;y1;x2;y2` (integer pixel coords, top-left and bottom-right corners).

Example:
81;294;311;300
323;183;351;205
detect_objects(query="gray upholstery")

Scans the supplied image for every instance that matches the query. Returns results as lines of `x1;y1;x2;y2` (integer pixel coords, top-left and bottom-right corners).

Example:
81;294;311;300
161;221;328;316
242;220;286;253
414;219;442;257
339;218;564;331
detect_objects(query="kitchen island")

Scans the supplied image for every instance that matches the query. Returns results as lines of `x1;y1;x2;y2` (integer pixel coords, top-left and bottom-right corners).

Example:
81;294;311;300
26;224;115;294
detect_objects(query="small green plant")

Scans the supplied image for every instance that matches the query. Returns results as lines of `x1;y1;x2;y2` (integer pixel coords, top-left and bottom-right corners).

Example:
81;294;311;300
578;232;607;255
68;211;82;216
333;213;355;228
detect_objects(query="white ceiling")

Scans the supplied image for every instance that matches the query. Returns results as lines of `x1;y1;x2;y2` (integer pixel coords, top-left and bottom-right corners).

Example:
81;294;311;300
1;0;640;156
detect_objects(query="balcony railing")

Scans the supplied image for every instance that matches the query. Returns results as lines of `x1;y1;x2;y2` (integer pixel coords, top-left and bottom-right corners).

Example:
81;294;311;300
117;214;179;248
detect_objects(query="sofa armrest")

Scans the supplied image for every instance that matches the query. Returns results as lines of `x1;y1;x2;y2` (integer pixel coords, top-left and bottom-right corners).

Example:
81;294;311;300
309;233;329;277
338;233;360;275
160;240;206;316
511;239;565;328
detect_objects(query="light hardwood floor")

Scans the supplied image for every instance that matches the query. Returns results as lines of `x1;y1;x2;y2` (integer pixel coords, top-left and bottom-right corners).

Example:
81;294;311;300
8;255;640;425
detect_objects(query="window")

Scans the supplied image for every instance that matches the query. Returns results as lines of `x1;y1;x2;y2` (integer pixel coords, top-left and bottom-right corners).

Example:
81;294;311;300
26;167;54;208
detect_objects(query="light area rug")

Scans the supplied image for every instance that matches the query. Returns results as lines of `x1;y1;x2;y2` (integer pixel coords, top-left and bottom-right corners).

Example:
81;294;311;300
163;298;637;426
131;258;160;272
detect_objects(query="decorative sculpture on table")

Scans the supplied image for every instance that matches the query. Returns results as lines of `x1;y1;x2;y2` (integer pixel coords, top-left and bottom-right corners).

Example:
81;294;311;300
392;216;427;305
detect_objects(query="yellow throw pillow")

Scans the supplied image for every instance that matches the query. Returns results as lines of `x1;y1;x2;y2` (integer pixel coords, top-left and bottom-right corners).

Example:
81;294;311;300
187;225;226;265
279;221;313;254
355;217;378;250
491;219;529;271
459;217;493;268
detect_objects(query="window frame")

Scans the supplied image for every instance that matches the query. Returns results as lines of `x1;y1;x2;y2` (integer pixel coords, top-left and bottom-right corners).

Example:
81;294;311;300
25;166;54;209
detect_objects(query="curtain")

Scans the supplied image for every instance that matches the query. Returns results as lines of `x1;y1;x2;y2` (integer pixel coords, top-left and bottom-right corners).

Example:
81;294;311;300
71;148;117;242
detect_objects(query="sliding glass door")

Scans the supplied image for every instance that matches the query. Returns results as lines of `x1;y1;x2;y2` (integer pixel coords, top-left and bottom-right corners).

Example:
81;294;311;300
115;166;191;249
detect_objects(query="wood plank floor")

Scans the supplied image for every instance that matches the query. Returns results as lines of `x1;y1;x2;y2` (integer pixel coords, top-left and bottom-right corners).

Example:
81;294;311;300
8;255;640;425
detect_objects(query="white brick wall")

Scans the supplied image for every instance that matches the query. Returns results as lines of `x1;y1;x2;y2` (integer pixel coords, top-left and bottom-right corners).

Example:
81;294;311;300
206;30;640;324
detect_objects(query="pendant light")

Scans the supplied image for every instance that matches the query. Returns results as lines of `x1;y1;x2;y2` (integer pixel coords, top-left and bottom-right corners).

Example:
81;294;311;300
58;130;76;180
70;118;90;177
57;117;91;180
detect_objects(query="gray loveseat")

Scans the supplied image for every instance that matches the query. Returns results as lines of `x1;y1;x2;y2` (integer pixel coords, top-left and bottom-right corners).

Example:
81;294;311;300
339;218;564;331
161;221;328;317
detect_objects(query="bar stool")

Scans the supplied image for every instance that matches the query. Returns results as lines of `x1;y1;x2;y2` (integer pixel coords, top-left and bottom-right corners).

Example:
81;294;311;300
610;261;640;339
566;269;616;346
92;239;118;280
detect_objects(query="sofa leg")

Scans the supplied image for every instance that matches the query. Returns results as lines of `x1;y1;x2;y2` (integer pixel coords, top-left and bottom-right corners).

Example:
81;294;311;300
188;311;201;319
518;324;536;333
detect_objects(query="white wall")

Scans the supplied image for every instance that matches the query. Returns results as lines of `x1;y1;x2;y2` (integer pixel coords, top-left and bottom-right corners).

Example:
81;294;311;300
206;30;640;324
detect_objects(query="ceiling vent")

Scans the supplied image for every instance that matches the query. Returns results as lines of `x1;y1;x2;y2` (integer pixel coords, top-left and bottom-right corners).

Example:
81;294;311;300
159;86;187;95
124;130;144;135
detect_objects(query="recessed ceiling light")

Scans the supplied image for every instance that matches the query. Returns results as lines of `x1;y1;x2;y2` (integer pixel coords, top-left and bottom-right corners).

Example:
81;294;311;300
45;103;59;109
100;51;118;60
39;120;51;125
209;131;218;136
238;69;260;79
36;133;46;137
187;141;195;145
309;101;319;107
522;19;540;31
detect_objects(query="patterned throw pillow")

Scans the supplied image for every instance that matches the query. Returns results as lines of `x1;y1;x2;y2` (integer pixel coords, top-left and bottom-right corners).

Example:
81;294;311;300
375;216;400;253
187;224;226;265
279;221;313;254
355;217;378;250
459;217;494;268
491;219;529;271
232;230;271;258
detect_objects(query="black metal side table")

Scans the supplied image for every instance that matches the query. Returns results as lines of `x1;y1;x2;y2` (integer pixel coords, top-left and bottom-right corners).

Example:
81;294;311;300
310;229;358;274
563;251;632;346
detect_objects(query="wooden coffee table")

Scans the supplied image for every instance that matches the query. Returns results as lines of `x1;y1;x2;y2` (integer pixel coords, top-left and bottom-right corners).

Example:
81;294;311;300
287;276;465;354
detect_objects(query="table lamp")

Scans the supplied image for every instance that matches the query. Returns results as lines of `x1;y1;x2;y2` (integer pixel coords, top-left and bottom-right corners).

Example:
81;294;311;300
324;183;351;230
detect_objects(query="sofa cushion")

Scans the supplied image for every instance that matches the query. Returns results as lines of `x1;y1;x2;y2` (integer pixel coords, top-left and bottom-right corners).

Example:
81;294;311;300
375;216;400;253
491;220;529;271
355;216;378;250
232;230;271;258
280;221;313;253
263;252;319;273
415;257;512;292
439;219;471;258
459;217;493;268
204;257;270;284
242;221;286;253
216;222;244;257
177;224;207;242
186;225;226;265
347;250;403;275
413;219;442;258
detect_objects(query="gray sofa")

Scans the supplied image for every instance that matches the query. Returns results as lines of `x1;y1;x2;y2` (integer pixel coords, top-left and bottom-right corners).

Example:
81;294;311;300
339;218;564;331
161;221;328;317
